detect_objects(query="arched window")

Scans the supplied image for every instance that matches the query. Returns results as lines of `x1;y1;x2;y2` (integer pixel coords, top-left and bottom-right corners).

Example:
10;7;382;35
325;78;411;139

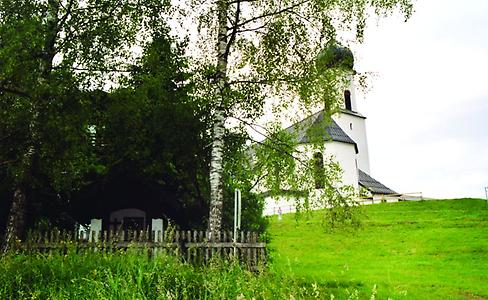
313;152;325;189
344;90;352;110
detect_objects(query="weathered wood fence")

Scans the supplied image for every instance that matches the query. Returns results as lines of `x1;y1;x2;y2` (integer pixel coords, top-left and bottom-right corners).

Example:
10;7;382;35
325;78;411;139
21;229;266;269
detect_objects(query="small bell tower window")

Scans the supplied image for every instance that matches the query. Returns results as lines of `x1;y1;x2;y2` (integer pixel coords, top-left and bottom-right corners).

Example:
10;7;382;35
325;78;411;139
344;90;352;110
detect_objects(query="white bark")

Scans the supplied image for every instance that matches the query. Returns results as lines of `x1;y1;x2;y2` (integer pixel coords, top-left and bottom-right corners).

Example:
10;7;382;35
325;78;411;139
1;187;26;253
208;110;226;233
208;0;230;234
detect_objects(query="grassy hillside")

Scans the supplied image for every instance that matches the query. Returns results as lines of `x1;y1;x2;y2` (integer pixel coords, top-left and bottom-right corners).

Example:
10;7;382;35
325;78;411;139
1;199;486;299
268;199;488;299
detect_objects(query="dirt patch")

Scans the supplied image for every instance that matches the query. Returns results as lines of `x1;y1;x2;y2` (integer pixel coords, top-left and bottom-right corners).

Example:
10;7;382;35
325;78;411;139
458;291;486;300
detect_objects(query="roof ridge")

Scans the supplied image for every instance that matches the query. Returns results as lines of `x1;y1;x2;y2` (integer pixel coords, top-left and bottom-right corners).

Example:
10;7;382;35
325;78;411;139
358;169;396;195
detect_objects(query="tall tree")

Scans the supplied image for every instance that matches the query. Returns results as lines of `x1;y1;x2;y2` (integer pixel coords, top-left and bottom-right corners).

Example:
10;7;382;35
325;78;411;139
178;0;414;232
70;32;213;229
0;0;168;251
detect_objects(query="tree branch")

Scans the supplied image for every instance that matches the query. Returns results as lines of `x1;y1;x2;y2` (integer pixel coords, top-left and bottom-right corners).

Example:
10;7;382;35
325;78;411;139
227;0;258;4
249;134;345;201
229;116;301;154
57;0;75;30
228;77;299;86
56;66;131;73
0;159;18;167
58;0;124;50
224;0;241;62
288;9;312;24
249;168;268;192
229;0;309;30
232;22;268;35
0;86;31;98
250;136;308;167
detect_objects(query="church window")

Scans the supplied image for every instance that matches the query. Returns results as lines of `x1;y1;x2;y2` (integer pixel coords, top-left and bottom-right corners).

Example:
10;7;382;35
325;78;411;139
344;90;352;110
313;152;325;189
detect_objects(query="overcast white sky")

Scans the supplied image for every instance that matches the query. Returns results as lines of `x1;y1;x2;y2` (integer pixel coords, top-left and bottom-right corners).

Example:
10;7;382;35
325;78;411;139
352;0;488;199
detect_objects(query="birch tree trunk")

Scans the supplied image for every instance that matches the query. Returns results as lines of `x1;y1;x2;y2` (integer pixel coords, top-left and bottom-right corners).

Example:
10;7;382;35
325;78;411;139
1;187;26;253
2;0;58;253
208;0;230;234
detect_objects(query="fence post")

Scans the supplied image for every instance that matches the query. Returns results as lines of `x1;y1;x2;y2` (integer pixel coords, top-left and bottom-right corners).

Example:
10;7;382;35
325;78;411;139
89;219;102;243
151;219;163;242
234;188;242;256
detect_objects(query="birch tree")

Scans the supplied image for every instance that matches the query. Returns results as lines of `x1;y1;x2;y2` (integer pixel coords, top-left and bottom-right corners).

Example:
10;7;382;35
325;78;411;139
181;0;413;232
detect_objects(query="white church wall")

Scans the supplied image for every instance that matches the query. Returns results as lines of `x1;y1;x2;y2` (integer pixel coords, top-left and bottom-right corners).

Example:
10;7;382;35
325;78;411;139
323;141;359;189
262;141;359;215
333;113;370;174
295;143;358;189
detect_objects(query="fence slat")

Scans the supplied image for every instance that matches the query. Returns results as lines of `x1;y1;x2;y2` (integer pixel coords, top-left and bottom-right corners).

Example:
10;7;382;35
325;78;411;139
20;228;266;269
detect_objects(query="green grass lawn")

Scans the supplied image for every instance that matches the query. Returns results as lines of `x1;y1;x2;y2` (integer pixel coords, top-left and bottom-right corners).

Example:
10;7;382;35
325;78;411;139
268;199;488;299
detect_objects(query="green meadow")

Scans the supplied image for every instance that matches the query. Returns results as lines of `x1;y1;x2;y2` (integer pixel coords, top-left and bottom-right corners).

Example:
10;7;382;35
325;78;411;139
268;199;488;299
1;199;486;299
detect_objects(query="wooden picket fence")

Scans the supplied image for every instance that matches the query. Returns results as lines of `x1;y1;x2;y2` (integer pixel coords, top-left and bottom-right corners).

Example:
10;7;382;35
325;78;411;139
21;229;266;269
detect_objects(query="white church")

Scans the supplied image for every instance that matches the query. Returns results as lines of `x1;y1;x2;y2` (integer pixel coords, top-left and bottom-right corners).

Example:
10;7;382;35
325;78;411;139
262;43;396;216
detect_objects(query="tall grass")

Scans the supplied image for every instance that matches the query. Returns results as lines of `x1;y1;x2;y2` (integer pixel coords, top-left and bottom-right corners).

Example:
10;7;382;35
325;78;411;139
0;250;343;299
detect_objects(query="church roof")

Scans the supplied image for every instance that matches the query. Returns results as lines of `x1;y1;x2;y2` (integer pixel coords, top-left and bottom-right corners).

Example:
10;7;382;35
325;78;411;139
316;42;355;71
284;110;358;153
358;169;397;195
340;108;366;119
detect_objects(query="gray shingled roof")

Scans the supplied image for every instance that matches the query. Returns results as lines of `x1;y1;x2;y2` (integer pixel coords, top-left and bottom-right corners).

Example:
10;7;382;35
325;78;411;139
358;169;396;195
340;108;366;119
284;110;358;153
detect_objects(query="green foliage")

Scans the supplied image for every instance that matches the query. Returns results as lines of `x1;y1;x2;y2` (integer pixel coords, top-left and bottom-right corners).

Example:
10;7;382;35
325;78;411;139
92;32;204;183
219;130;270;233
65;31;215;229
0;0;221;232
1;0;416;235
0;0;173;230
269;199;488;299
242;116;361;228
319;186;363;232
190;0;414;117
187;0;414;231
316;41;355;71
254;128;299;194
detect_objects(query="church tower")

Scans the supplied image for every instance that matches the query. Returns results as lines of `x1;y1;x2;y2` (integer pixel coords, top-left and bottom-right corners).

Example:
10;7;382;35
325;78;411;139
334;73;371;174
316;41;371;174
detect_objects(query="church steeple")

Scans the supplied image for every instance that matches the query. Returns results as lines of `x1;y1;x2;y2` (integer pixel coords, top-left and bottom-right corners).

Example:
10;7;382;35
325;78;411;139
316;40;359;113
316;40;354;70
316;40;371;173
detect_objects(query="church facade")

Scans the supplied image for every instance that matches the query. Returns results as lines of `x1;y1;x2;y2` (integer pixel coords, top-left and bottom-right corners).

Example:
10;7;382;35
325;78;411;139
262;45;396;215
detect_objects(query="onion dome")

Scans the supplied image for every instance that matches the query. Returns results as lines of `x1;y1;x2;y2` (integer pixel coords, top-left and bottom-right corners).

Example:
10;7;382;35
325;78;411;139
316;41;354;71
